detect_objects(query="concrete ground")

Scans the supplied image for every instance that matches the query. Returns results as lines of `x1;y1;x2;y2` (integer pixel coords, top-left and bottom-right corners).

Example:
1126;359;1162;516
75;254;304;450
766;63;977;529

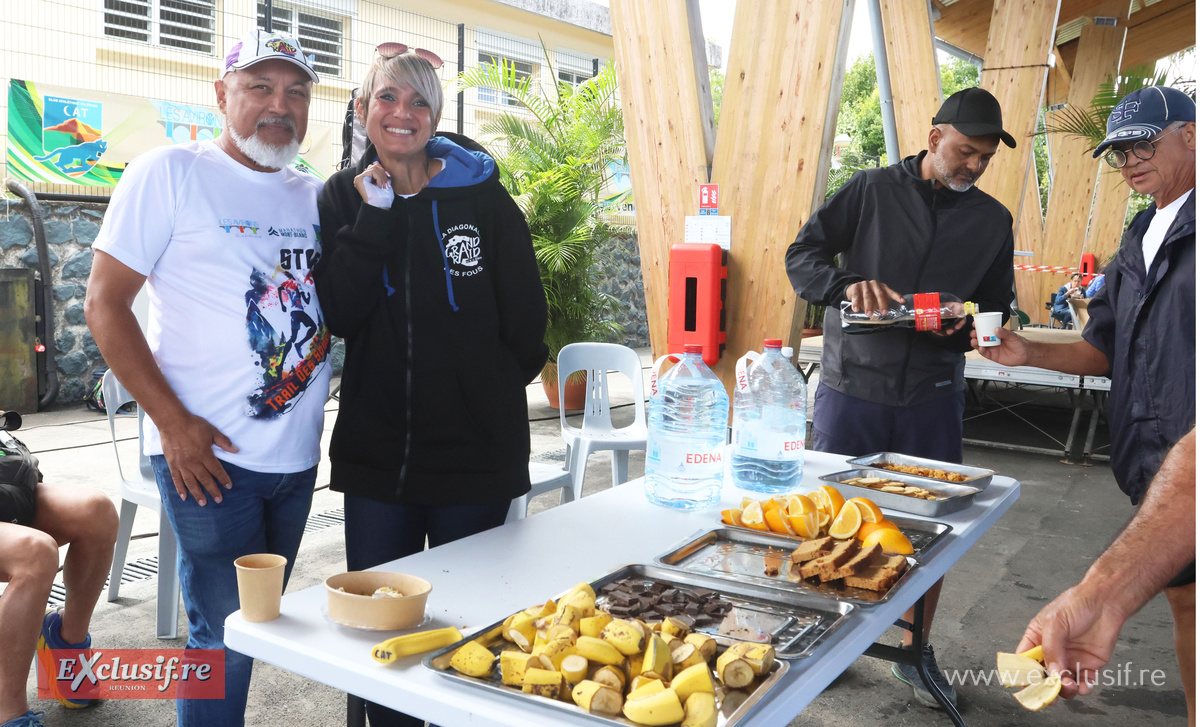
9;351;1188;726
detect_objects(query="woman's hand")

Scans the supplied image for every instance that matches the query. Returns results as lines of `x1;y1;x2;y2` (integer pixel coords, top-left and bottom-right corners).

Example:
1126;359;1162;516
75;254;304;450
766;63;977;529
354;162;393;206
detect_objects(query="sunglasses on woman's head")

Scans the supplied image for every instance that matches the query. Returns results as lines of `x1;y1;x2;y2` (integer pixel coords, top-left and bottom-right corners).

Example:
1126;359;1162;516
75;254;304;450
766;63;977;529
376;42;443;70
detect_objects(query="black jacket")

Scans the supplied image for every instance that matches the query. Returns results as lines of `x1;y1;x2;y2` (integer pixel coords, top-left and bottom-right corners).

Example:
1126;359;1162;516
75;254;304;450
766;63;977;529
314;133;548;505
1083;191;1195;504
785;152;1014;407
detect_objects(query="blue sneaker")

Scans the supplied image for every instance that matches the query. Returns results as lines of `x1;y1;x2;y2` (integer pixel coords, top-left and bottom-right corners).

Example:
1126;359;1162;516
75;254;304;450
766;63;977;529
1;711;46;727
37;608;93;708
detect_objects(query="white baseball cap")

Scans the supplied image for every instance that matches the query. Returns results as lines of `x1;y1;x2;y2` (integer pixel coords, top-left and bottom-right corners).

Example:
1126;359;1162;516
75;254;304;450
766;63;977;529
225;30;319;84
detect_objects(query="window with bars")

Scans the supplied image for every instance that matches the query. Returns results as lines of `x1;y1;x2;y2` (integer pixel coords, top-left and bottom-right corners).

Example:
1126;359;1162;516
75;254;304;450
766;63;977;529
257;3;345;79
477;52;535;107
103;0;217;54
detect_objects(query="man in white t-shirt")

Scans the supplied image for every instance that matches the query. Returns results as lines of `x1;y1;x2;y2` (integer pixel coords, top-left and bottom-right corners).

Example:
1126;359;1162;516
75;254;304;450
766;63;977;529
85;30;329;726
973;86;1195;721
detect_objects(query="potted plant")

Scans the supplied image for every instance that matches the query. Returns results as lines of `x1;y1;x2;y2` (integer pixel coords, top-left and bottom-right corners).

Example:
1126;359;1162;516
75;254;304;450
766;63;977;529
459;49;626;409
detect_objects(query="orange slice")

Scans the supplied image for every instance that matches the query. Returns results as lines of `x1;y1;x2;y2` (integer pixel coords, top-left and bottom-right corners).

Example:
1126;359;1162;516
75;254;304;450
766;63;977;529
740;497;756;510
788;512;822;539
1013;672;1061;711
764;507;795;535
720;508;744;527
740;501;770;532
786;494;817;518
762;497;783;513
828;501;863;540
811;486;845;519
857;520;901;542
849;497;884;523
861;527;914;555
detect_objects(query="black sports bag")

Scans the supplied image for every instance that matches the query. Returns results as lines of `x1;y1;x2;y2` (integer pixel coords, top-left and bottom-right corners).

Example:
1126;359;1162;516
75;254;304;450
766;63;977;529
0;428;41;526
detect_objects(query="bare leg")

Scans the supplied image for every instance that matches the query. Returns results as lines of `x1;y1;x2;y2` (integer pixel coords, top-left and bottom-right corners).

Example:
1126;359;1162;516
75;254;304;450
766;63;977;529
902;578;944;646
0;523;59;723
31;483;119;644
1165;583;1196;727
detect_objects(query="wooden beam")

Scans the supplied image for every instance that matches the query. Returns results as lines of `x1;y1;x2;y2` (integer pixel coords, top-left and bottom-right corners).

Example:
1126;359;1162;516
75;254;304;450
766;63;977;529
931;0;994;59
610;0;715;358
1038;3;1127;323
1122;1;1196;70
1014;157;1046;324
881;0;943;157
708;0;850;387
976;0;1060;218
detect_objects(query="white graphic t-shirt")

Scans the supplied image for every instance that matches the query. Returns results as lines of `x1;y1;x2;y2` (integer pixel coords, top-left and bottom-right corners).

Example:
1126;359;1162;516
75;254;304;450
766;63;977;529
93;140;330;473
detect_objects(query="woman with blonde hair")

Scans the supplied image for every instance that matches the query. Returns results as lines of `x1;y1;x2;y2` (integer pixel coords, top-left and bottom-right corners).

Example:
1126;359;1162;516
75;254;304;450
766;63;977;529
314;45;547;726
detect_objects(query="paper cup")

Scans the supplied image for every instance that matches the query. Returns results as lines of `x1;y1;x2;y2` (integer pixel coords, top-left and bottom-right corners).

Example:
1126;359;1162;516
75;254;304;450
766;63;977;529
973;311;1003;347
234;553;287;622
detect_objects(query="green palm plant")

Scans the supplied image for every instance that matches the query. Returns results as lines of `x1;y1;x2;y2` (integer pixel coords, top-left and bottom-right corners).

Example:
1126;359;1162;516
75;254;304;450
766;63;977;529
458;48;627;382
1042;63;1166;147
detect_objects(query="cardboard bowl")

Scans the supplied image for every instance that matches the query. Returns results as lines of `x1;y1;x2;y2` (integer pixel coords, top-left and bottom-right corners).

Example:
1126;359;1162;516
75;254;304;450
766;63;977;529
324;572;431;630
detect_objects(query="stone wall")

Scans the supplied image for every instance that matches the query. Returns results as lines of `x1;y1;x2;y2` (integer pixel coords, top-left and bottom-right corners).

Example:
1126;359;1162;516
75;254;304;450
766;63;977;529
0;197;105;407
595;230;650;349
0;197;647;406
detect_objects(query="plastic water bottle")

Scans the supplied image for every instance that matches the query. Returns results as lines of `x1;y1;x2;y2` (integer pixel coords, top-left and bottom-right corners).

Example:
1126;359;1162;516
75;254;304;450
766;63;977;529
644;344;730;510
731;339;808;494
840;292;979;333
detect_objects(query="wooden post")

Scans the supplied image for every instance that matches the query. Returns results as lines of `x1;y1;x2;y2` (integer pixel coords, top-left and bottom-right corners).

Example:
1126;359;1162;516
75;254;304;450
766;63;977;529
975;0;1060;218
1038;4;1127;323
708;0;851;388
880;0;942;157
1013;158;1045;326
1084;169;1132;266
610;0;715;358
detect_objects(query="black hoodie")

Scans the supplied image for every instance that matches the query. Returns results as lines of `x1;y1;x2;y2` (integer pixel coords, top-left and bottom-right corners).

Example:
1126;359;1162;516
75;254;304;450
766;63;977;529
785;151;1014;407
314;132;548;505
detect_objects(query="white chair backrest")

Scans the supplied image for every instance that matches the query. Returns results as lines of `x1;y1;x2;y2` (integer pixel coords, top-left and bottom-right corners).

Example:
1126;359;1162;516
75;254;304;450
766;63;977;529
556;343;646;434
100;369;155;482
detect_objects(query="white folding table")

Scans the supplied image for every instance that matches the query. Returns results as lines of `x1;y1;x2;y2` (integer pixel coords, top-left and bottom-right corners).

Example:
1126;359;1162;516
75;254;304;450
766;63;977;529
225;450;1019;726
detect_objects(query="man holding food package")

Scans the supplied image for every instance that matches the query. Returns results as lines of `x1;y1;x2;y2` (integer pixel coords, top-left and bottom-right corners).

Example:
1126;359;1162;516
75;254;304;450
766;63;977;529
85;30;329;726
786;87;1017;708
975;86;1195;720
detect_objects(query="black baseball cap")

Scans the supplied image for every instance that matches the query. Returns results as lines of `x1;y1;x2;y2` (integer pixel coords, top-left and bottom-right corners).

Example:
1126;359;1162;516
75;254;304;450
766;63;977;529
1093;86;1195;158
932;87;1016;148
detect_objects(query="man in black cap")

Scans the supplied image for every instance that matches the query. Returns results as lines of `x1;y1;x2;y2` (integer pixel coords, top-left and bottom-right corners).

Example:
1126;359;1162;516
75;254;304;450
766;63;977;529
976;85;1195;719
786;87;1017;709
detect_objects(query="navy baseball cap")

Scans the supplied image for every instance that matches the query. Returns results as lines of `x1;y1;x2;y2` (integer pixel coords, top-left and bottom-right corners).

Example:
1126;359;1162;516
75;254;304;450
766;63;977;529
932;87;1016;148
1093;86;1195;158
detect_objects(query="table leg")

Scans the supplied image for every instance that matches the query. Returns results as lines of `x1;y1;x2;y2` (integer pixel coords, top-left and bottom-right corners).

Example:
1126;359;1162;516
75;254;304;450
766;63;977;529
863;595;967;727
1061;386;1086;463
348;694;366;727
1082;390;1105;465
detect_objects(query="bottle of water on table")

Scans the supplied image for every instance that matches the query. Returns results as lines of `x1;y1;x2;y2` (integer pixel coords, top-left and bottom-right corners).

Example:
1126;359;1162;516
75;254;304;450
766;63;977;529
731;338;808;494
644;344;730;510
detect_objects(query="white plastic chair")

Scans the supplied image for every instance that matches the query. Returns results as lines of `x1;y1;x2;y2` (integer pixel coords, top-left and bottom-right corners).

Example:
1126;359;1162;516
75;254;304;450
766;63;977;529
102;369;181;640
505;461;574;522
556;343;648;501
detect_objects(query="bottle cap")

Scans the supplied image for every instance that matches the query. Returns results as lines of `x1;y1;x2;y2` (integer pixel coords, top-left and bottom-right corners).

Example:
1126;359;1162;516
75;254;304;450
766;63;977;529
964;301;979;316
763;338;783;348
683;344;703;354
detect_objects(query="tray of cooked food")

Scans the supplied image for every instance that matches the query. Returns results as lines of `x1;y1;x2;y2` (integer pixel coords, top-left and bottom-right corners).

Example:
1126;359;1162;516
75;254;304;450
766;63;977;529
820;468;988;516
846;452;994;488
716;493;950;557
424;565;854;727
654;528;919;606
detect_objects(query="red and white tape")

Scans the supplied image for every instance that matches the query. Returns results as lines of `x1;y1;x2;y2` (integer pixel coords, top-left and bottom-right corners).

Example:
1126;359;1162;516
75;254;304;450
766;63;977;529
1012;264;1078;273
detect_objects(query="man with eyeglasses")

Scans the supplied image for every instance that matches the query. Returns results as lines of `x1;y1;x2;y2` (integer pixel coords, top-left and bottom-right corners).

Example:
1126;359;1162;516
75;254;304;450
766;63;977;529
973;86;1194;718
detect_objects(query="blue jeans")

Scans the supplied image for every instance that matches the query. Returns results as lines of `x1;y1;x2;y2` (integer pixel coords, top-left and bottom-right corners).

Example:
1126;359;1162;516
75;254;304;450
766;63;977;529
152;456;316;727
344;495;510;727
811;383;966;463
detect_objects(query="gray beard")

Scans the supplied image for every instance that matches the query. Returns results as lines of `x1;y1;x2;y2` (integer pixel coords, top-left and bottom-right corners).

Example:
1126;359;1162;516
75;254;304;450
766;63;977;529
226;120;300;171
931;151;976;193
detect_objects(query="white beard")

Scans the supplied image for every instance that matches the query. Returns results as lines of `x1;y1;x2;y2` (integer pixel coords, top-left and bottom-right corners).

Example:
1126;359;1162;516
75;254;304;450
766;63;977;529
227;119;300;171
931;150;977;192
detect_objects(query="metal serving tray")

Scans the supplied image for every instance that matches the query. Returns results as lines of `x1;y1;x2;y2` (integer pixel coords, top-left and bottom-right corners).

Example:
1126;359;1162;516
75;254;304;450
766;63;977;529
846;452;995;489
713;515;951;558
655;528;920;606
424;564;837;727
820;468;987;517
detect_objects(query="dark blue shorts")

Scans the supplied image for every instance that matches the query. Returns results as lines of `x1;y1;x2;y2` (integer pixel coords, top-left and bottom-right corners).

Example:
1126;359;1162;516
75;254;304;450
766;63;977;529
811;383;966;464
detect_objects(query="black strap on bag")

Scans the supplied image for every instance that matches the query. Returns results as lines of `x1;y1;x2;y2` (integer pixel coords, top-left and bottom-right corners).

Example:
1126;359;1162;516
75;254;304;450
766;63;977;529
0;421;41;526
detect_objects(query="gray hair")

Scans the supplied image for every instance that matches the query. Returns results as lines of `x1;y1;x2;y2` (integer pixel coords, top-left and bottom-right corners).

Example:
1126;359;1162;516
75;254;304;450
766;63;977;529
359;52;443;126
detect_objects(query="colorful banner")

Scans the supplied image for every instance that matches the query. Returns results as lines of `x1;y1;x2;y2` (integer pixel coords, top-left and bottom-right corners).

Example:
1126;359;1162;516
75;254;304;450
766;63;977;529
7;79;331;187
37;648;226;700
